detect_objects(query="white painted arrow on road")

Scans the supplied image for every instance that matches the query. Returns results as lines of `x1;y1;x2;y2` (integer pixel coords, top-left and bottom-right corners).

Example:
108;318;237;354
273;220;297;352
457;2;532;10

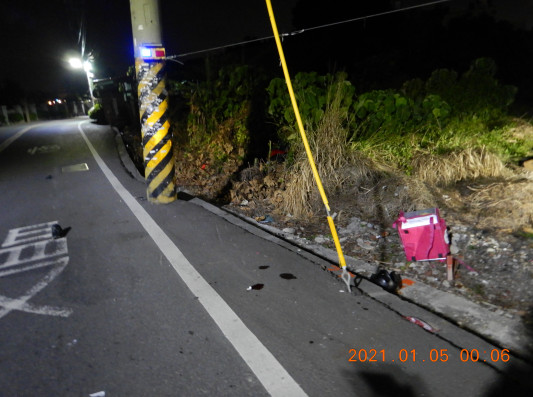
0;222;73;319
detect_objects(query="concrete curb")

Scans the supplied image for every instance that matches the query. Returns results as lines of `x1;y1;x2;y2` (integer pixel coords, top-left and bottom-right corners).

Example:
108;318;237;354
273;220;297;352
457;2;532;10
112;127;145;182
192;199;532;363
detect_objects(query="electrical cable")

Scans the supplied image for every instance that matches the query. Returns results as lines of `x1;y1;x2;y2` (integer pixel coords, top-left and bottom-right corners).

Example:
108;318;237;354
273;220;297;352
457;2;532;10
167;0;451;60
298;0;451;34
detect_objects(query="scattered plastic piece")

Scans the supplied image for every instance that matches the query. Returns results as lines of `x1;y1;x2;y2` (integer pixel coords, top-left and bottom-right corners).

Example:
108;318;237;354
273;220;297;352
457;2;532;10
51;224;71;239
327;265;356;281
372;231;390;240
269;149;286;158
454;257;478;273
259;215;274;224
89;392;105;397
404;316;438;333
401;278;415;287
247;284;264;291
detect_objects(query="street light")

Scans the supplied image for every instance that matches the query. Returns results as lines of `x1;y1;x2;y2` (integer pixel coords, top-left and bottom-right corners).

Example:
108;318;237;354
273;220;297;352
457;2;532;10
68;57;95;107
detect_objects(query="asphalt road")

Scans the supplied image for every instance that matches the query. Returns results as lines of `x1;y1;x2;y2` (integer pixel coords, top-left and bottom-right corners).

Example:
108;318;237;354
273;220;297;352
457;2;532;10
0;119;531;396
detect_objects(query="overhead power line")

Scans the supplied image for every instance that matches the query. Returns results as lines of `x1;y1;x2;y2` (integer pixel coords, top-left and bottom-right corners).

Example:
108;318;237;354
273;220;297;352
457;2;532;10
167;0;451;60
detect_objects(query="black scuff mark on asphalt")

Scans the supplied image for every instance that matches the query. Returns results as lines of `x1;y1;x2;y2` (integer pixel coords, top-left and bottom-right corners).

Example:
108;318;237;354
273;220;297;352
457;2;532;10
280;273;297;280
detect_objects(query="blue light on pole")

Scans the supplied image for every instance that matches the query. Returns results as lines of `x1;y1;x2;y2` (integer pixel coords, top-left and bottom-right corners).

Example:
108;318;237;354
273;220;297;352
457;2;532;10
139;44;166;61
140;47;152;58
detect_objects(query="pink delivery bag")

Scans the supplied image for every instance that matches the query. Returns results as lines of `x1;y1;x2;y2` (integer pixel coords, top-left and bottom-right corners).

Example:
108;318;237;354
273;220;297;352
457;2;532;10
393;208;449;262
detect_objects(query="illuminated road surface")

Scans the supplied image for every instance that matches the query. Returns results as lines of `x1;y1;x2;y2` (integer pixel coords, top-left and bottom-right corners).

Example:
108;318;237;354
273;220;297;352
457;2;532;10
0;119;531;396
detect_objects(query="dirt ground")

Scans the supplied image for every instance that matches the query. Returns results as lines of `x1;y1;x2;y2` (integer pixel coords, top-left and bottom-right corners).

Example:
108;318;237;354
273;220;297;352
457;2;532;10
176;146;533;320
220;162;533;313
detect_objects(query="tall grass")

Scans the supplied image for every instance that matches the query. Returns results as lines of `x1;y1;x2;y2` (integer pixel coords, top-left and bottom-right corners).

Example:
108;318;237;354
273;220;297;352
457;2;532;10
412;147;511;185
281;81;374;217
277;60;531;219
351;115;523;185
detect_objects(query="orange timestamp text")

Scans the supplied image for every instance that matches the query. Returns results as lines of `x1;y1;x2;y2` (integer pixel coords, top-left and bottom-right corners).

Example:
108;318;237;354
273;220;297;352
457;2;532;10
348;348;510;363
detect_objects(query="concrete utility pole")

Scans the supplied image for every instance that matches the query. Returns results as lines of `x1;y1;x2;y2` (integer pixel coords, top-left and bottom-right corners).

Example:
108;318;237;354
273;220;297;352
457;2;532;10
129;0;176;203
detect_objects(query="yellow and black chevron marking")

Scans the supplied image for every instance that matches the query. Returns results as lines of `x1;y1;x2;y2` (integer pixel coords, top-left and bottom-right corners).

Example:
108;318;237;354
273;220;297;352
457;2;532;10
136;58;176;203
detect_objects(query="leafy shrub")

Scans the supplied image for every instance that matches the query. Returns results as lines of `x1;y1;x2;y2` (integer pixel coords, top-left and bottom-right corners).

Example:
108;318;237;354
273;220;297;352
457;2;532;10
348;58;522;173
170;65;259;150
351;90;451;139
267;72;355;147
421;58;517;123
169;56;527;197
88;103;106;123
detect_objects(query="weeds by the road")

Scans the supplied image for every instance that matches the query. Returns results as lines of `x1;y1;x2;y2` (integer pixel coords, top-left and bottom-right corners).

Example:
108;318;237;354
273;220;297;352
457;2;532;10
167;57;532;231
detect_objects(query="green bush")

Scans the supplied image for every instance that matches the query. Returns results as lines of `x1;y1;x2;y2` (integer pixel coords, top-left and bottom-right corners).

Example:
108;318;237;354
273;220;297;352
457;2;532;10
421;58;517;123
267;72;355;147
88;103;106;124
351;90;450;138
167;57;527;181
169;65;260;150
348;58;523;171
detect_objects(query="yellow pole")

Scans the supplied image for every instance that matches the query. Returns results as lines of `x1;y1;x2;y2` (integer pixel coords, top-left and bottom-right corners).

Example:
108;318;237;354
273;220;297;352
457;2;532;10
264;0;351;290
136;58;176;203
130;0;176;203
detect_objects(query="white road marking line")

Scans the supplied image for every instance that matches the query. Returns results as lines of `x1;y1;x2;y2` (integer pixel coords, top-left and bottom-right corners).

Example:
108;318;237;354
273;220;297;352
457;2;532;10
62;163;89;173
0;238;68;269
27;144;61;155
0;257;65;278
0;123;46;153
1;221;57;248
0;295;72;317
0;257;72;319
78;122;308;396
0;222;72;318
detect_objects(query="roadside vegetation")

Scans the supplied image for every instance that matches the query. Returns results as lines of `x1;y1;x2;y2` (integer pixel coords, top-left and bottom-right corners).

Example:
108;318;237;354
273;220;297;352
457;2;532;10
168;57;533;231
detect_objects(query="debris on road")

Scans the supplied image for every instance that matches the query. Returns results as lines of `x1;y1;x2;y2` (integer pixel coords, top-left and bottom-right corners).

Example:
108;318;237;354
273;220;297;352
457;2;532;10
259;215;274;224
404;316;438;333
280;273;297;280
51;224;71;239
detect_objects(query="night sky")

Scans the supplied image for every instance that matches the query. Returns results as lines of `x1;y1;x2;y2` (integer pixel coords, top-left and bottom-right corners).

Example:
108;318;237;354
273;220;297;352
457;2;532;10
0;0;297;98
1;0;533;104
